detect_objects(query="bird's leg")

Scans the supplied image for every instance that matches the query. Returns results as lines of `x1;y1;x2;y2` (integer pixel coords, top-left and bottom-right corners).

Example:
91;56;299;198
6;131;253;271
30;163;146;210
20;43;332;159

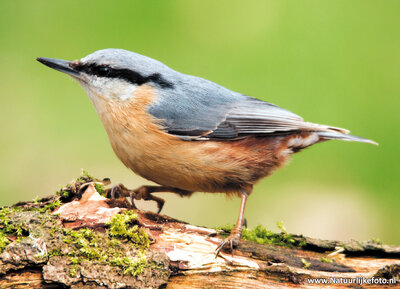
215;188;250;256
106;184;191;213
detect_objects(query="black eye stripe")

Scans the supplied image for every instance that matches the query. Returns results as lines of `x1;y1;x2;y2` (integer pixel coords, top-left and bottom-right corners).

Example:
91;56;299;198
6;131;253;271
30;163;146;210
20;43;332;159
75;63;174;89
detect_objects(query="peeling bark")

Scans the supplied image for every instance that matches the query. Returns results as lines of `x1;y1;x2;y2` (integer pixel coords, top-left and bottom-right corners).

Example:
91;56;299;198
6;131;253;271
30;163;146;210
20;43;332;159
0;177;399;288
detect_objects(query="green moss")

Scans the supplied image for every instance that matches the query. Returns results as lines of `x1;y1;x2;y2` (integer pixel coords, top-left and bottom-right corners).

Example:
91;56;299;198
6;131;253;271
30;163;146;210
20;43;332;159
371;238;383;245
59;211;151;277
35;199;62;214
57;170;110;200
110;252;149;276
74;170;95;183
33;196;40;205
0;207;28;252
108;238;122;247
94;183;106;196
106;210;150;249
10;206;22;213
69;264;80;277
63;227;106;261
59;189;70;199
56;170;93;199
301;258;311;269
80;170;107;196
0;231;10;252
9;171;107;216
320;257;333;263
69;256;81;264
216;221;303;248
81;170;94;179
48;248;62;257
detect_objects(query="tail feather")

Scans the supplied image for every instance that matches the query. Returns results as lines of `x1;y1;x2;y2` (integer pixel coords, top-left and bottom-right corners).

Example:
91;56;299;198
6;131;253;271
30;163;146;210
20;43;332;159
303;122;350;134
317;131;378;145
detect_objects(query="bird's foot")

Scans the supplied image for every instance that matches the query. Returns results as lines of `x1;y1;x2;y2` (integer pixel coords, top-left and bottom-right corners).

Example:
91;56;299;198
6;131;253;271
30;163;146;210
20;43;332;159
131;186;165;214
215;226;242;257
105;184;165;213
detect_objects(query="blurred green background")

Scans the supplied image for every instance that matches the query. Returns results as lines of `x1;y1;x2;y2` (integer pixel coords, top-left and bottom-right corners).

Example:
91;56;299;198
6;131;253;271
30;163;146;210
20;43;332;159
1;1;399;244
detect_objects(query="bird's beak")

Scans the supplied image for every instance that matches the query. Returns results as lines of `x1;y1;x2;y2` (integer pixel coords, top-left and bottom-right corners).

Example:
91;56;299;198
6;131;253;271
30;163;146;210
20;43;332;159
36;57;80;77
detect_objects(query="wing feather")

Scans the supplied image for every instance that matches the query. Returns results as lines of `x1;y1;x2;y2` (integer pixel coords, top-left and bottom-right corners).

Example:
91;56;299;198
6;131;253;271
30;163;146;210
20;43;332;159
147;75;347;140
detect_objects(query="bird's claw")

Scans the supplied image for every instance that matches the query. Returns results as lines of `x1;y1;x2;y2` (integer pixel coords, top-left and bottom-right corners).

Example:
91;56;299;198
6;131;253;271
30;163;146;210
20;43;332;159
110;186;117;199
106;184;128;199
215;231;241;257
129;191;164;213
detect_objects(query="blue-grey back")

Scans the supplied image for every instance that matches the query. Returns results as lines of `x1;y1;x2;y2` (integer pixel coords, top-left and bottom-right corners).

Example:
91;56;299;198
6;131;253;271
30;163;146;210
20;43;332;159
82;49;312;139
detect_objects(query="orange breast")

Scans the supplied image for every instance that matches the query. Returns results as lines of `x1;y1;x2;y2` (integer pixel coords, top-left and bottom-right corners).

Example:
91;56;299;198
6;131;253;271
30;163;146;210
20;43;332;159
90;85;297;194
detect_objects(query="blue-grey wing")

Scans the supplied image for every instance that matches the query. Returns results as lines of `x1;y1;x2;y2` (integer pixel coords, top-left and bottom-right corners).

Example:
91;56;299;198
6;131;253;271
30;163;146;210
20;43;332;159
148;74;307;140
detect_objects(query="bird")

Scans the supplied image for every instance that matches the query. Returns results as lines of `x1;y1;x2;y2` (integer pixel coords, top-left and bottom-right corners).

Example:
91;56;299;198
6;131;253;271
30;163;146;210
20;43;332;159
37;49;377;255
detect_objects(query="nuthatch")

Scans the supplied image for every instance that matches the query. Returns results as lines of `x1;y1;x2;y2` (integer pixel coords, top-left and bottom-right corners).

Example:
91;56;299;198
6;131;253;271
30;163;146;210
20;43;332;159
37;49;377;254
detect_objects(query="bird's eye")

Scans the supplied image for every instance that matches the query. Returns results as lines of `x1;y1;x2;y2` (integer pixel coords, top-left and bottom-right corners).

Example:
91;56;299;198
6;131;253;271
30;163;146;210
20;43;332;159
97;66;110;77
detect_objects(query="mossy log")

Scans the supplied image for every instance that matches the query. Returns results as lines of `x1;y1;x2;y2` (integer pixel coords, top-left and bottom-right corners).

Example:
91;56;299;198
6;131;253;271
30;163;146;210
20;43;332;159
0;175;399;288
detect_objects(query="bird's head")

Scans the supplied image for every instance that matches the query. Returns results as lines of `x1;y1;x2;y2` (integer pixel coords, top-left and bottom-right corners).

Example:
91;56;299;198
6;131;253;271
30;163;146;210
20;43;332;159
37;49;175;102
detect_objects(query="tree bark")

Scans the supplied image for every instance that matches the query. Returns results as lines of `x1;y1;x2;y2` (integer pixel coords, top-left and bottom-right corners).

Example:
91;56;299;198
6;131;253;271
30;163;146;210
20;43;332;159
0;176;399;288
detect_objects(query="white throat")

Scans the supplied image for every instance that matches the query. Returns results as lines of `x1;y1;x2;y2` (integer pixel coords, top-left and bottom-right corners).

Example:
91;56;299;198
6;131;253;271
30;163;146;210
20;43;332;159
78;77;138;102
